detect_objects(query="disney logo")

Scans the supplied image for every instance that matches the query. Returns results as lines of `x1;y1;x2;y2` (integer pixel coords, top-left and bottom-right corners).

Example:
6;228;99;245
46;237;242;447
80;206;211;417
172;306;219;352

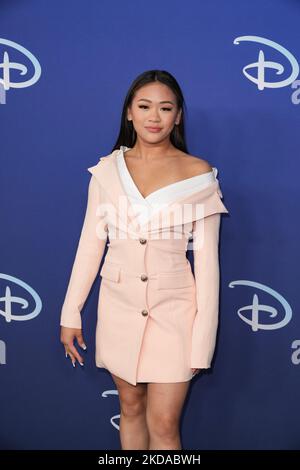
0;340;6;365
233;35;299;91
101;389;120;430
0;38;41;103
0;273;42;322
229;280;292;331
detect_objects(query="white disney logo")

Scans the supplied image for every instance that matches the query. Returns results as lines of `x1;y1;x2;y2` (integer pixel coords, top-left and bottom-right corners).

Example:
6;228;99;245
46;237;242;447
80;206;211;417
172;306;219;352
229;280;292;331
0;273;42;322
101;389;120;430
233;35;299;90
0;38;41;103
0;340;6;365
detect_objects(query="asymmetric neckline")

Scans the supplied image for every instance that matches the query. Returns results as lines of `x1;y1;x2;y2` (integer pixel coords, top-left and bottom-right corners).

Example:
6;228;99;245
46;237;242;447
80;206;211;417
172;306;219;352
118;145;217;202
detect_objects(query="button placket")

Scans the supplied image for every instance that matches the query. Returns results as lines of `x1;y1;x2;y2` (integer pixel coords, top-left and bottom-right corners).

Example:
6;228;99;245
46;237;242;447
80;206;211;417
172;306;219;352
138;237;149;317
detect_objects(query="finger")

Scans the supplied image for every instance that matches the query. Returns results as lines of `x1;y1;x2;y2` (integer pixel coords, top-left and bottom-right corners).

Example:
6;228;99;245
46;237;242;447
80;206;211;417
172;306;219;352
76;331;87;350
64;347;75;365
66;350;76;367
67;343;84;366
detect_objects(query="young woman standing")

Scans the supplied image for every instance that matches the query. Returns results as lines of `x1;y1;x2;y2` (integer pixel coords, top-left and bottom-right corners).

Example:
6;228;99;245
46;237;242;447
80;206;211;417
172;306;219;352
60;70;229;450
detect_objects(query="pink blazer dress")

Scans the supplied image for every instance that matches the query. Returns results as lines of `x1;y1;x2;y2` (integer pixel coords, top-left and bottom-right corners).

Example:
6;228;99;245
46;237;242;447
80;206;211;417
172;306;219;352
60;145;229;386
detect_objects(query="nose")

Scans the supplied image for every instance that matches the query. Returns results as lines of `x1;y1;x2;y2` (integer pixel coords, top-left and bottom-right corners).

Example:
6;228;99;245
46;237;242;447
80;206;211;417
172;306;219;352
148;118;161;125
148;109;161;123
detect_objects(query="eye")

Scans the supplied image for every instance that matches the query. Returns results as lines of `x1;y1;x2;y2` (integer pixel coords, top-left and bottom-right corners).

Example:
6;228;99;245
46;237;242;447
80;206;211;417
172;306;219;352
138;105;172;111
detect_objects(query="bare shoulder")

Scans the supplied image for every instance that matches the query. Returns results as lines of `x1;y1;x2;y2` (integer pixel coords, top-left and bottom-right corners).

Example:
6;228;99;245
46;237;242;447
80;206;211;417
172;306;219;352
178;151;213;176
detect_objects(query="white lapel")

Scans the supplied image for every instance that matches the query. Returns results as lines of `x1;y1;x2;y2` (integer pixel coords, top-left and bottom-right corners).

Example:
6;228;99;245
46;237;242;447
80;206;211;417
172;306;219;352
87;146;228;234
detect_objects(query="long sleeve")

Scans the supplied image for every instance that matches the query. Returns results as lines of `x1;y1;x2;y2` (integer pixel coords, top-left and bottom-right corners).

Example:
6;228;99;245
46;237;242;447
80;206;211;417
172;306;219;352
60;174;108;329
191;212;222;368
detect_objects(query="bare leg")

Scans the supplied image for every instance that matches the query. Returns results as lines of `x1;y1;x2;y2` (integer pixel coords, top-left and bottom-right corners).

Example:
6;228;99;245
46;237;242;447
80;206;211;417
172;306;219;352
111;373;149;450
146;381;191;450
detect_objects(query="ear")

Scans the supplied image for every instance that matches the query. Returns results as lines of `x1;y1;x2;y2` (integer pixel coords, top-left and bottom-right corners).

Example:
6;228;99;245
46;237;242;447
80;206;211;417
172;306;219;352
175;107;182;125
126;104;132;121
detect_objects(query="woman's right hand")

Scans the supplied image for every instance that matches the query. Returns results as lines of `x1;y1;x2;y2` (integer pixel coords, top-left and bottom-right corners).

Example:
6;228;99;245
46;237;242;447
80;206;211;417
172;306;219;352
60;326;87;367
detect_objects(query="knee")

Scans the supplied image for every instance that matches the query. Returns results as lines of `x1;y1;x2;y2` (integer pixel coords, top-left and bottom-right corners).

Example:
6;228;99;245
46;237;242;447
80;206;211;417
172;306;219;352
146;412;179;440
120;394;147;418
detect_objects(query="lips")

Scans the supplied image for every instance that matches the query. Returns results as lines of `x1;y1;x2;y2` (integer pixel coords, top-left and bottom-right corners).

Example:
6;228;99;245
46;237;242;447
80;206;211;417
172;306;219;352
145;127;162;132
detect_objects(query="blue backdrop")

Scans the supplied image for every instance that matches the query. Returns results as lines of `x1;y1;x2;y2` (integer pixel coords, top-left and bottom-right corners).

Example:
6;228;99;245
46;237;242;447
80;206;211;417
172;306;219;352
1;0;299;450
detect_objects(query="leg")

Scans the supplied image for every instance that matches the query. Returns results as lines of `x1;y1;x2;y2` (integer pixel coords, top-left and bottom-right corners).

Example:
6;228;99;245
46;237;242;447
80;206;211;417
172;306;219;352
146;381;191;450
111;373;149;450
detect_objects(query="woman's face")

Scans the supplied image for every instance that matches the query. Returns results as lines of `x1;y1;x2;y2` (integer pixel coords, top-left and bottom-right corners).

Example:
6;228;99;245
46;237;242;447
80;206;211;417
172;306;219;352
127;82;182;144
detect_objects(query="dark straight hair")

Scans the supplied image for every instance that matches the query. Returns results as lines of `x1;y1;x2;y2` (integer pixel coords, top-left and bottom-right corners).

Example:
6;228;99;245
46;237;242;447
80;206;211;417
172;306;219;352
111;69;189;153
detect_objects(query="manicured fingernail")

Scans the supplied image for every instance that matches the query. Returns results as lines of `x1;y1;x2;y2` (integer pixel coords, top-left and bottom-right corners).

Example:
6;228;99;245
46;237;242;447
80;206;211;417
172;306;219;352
65;352;68;358
81;344;87;350
79;362;84;366
72;362;76;367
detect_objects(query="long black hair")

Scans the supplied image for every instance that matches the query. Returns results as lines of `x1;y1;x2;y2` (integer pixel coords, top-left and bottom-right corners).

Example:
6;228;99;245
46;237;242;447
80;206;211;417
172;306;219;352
111;69;189;153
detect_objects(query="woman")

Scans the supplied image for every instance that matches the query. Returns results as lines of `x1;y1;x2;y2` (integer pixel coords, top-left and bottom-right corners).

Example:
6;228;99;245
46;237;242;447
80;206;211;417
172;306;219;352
60;69;229;450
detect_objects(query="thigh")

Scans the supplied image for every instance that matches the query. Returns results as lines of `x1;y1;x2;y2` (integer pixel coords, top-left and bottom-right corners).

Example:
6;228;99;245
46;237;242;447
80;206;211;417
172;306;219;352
111;373;147;406
146;381;191;422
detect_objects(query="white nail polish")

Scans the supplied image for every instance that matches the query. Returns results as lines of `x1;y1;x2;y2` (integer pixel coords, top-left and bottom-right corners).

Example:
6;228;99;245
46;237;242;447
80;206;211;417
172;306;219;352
72;362;76;367
79;362;84;366
65;352;68;358
81;344;87;350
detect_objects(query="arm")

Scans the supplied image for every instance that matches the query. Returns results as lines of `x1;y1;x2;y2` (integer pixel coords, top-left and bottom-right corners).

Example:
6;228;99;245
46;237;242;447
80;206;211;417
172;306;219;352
191;212;221;368
60;174;108;329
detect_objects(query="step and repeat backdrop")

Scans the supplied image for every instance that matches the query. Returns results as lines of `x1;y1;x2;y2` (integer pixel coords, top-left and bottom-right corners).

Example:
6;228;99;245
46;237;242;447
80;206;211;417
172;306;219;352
1;0;299;450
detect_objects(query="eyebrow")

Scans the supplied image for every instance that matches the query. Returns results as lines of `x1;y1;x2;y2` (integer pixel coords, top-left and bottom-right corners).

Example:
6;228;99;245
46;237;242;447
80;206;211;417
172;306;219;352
137;99;175;105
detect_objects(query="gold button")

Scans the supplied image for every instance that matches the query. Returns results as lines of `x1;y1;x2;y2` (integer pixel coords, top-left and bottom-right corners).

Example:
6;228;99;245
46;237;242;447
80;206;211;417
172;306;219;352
139;238;147;244
141;274;148;282
141;310;148;316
